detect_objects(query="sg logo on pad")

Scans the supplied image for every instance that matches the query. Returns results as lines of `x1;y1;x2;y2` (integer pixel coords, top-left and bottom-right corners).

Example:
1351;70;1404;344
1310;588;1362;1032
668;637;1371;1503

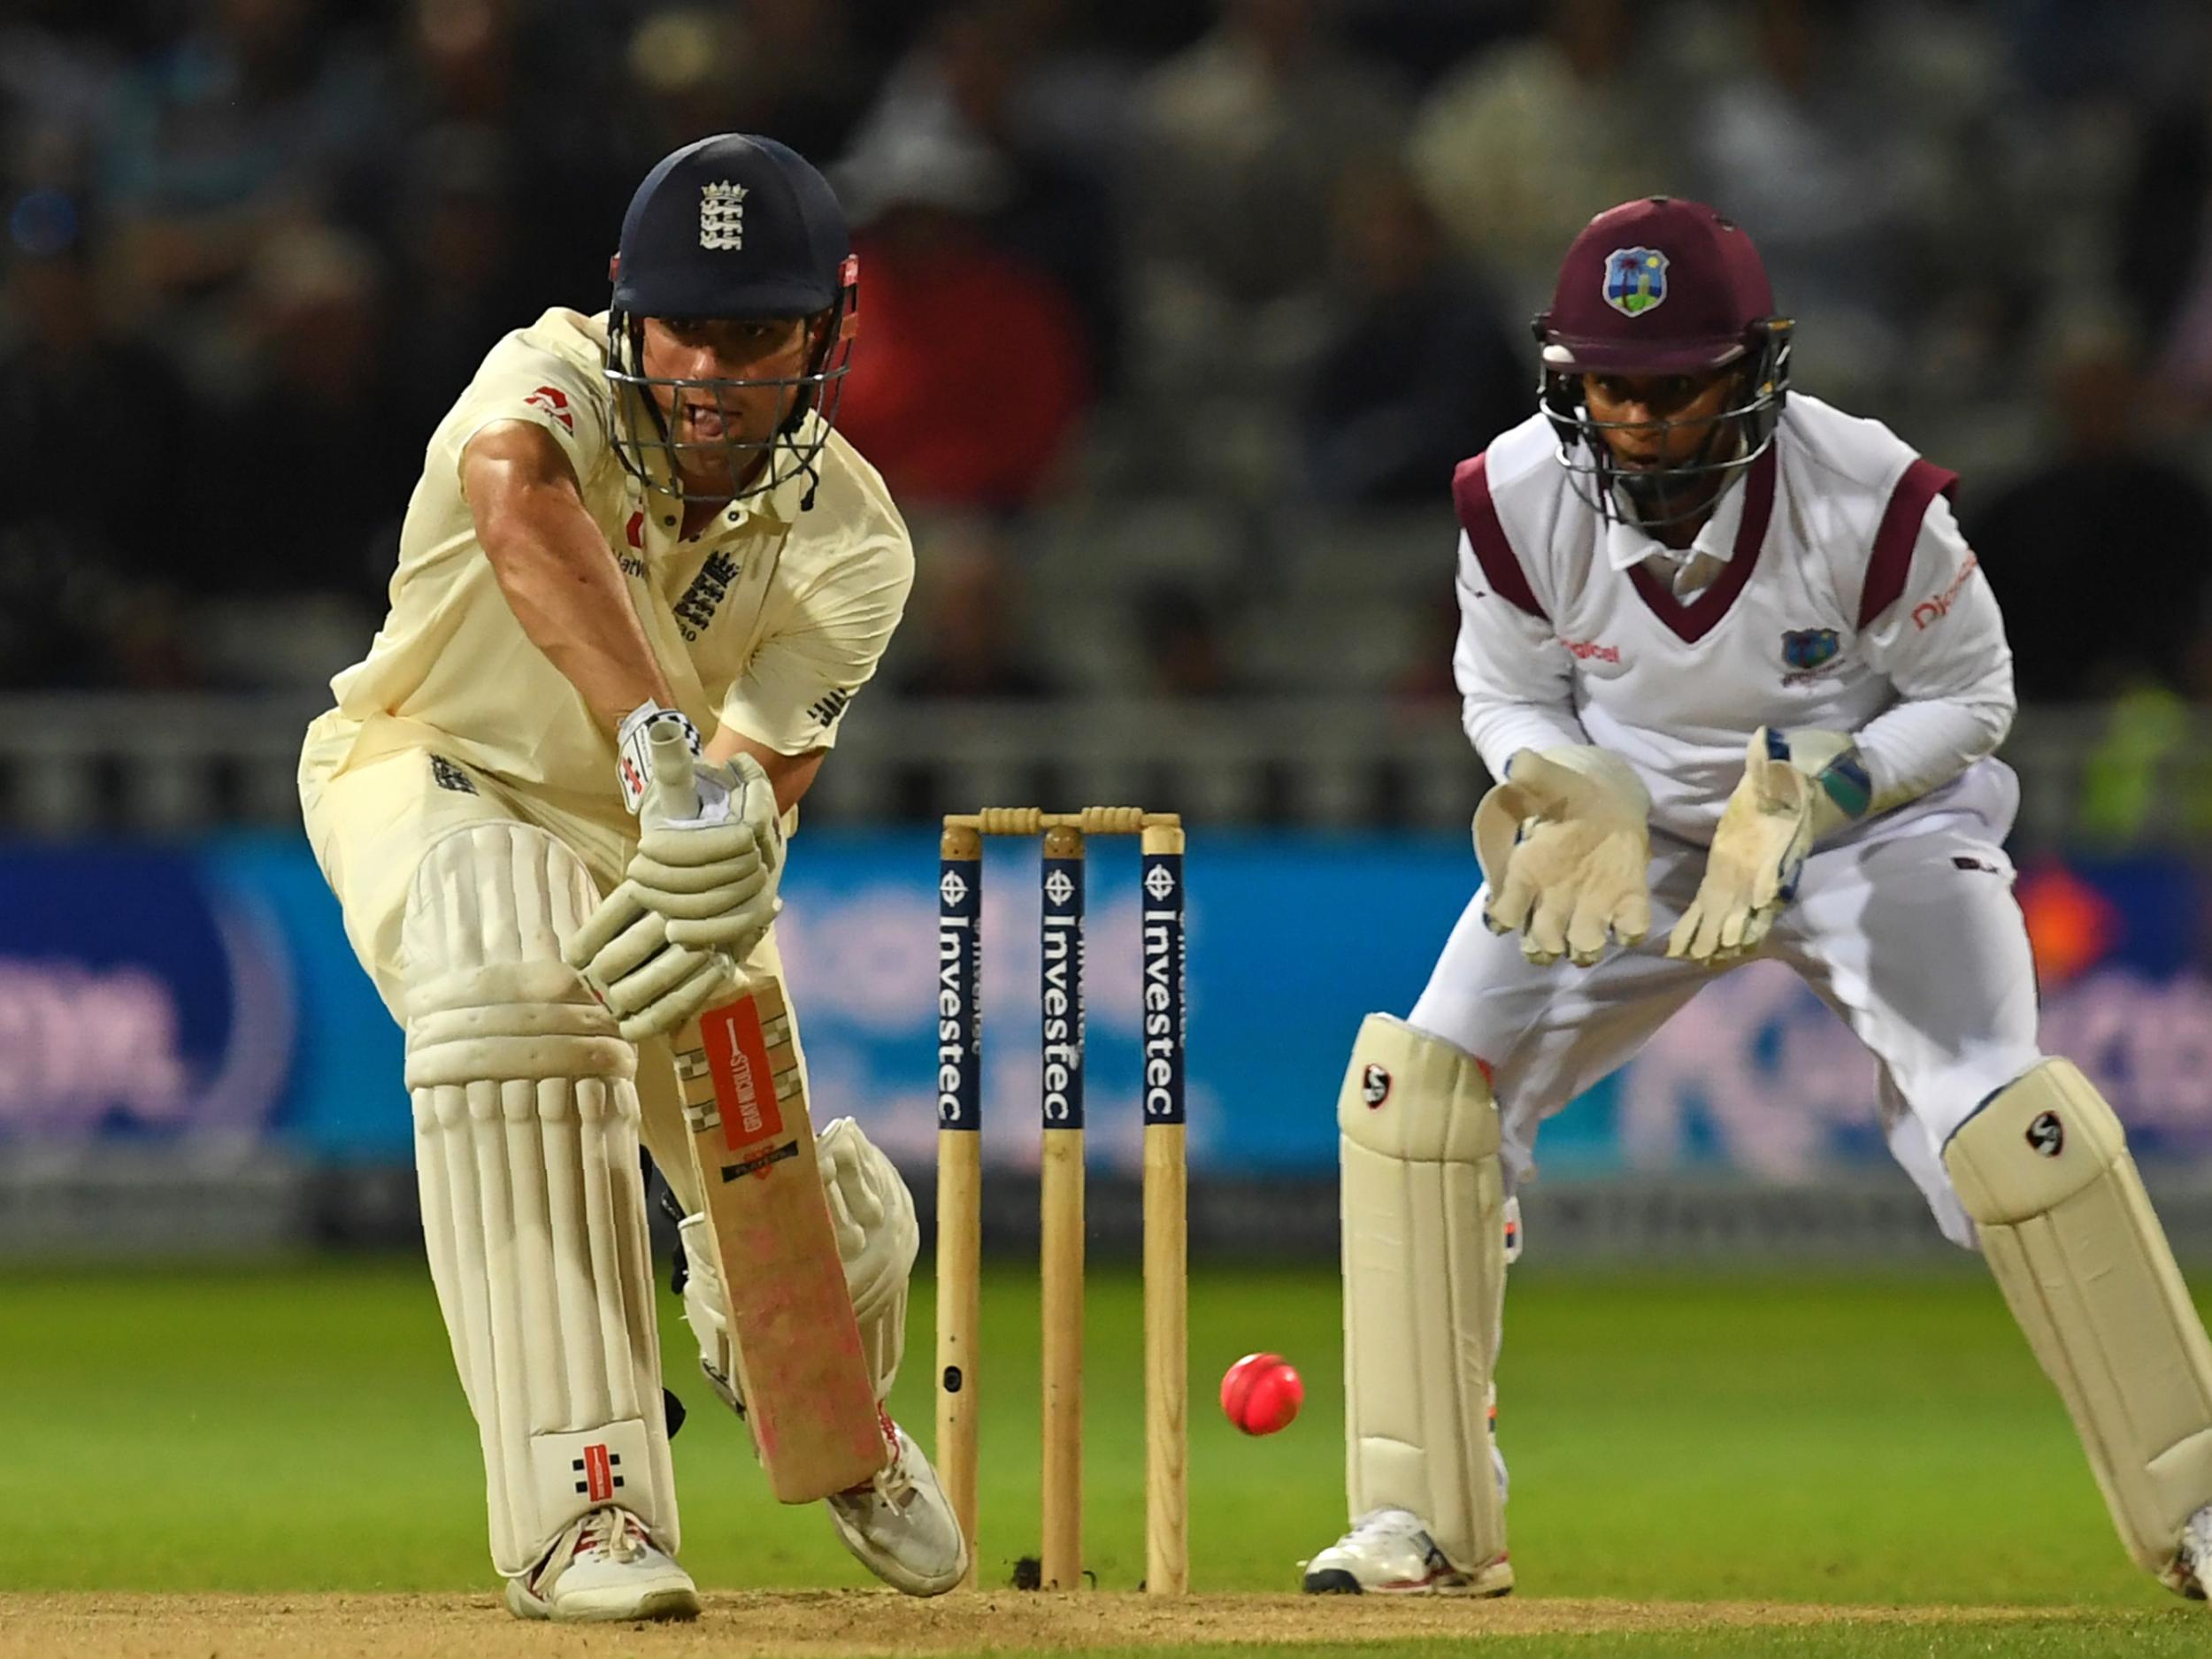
1360;1064;1392;1109
2027;1111;2065;1157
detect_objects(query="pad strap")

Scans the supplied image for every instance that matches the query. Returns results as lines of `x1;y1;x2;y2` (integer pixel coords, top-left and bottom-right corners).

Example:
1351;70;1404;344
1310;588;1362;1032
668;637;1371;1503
406;961;634;1087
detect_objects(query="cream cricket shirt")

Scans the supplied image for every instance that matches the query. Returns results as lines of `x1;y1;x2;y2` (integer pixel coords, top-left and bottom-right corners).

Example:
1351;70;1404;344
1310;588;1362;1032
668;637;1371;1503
299;308;910;1012
311;306;913;834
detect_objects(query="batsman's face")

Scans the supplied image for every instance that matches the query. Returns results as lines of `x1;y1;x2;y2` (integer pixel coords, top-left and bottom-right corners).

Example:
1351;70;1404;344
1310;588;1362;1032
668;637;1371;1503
638;314;817;488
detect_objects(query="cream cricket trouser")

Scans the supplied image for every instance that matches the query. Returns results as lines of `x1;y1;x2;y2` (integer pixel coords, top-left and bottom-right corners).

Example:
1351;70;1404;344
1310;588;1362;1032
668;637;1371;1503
297;719;914;1560
299;722;774;1575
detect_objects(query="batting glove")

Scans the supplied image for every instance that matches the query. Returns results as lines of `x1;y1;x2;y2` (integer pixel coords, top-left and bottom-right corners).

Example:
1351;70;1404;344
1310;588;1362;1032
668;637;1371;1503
565;714;784;1040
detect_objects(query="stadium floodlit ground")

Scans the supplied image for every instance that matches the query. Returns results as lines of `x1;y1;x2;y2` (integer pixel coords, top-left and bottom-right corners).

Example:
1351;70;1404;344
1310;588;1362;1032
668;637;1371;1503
6;1259;2208;1657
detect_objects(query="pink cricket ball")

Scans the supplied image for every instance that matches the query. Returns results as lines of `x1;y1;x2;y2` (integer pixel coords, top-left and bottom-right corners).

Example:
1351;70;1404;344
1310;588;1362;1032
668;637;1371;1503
1220;1351;1303;1435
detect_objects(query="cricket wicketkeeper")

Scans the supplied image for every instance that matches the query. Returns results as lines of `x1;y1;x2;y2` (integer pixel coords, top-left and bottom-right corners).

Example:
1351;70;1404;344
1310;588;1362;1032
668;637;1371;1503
1308;196;2212;1603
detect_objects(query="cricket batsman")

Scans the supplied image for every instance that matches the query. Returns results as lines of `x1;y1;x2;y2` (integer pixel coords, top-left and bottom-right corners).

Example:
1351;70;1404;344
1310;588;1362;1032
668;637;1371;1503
1308;196;2212;1601
299;134;965;1619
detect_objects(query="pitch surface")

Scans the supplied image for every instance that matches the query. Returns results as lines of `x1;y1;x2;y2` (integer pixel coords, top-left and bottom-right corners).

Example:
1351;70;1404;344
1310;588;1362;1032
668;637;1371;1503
6;1261;2206;1655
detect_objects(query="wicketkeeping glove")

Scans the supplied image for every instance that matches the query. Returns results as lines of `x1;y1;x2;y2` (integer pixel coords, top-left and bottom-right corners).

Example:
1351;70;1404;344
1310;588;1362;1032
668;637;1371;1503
1472;745;1653;968
1667;726;1870;965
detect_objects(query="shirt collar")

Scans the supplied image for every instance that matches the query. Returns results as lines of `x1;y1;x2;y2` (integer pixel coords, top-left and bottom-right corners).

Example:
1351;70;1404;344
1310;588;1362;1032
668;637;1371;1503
634;415;822;541
1602;465;1751;575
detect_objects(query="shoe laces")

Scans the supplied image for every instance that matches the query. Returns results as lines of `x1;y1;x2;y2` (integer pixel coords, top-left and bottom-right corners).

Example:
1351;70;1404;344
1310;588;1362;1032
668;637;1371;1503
576;1507;647;1566
838;1411;912;1509
1344;1507;1421;1543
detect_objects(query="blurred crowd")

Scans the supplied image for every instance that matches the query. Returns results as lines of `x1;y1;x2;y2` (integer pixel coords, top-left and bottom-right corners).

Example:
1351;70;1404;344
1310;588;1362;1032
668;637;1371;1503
6;0;2212;709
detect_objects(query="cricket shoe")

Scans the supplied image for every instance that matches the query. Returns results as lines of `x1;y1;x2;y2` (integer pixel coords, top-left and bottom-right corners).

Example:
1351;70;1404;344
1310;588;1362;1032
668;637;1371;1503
503;1505;699;1623
2164;1502;2212;1601
1302;1508;1513;1596
826;1414;969;1596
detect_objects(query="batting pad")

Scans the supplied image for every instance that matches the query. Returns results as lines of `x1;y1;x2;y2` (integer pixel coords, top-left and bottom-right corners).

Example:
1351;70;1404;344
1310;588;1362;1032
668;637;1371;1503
1945;1058;2212;1586
403;823;677;1577
677;1115;918;1404
1338;1013;1509;1572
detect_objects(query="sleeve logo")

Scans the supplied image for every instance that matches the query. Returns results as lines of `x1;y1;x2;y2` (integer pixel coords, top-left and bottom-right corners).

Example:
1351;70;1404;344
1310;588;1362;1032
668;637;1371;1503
1911;553;1981;631
524;385;574;432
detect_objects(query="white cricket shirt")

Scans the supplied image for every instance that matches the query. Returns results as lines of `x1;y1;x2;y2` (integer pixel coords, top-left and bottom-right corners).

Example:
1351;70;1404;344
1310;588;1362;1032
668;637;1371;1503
1451;394;2016;844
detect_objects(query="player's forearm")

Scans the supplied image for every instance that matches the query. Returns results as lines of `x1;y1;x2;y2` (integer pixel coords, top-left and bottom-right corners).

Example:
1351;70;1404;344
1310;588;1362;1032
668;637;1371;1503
1460;695;1590;786
1854;691;2014;814
703;726;826;814
1852;501;2016;811
474;481;676;728
1451;549;1587;782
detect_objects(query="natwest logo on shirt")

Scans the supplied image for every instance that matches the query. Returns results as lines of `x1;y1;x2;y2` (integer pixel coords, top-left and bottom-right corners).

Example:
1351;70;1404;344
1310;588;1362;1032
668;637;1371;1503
1558;635;1623;665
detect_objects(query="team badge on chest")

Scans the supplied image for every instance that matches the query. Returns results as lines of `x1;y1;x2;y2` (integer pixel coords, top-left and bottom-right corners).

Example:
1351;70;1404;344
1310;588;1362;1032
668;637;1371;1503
673;550;741;640
1780;627;1839;673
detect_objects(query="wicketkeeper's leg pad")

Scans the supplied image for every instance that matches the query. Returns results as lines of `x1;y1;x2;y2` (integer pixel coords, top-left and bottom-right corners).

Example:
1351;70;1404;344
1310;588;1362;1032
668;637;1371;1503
1338;1012;1509;1574
678;1115;918;1407
403;823;676;1578
1945;1057;2212;1588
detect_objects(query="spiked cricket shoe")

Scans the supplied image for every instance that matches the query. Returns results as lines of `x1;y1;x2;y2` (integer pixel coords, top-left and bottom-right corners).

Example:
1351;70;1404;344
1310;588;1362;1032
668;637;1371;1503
1302;1507;1512;1596
826;1415;968;1595
2166;1502;2212;1601
503;1505;699;1623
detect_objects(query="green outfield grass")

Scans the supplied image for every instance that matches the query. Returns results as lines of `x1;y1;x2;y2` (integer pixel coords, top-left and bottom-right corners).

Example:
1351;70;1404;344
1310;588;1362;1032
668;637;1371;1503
5;1257;2207;1655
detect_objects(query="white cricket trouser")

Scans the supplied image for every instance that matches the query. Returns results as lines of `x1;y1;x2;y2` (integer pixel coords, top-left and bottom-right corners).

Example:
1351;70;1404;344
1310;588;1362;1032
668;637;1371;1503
1410;810;2044;1247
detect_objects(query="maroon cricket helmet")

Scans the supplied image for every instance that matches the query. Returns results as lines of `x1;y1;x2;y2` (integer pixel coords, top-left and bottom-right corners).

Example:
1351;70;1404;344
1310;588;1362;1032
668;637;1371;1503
1532;196;1794;527
1535;196;1779;374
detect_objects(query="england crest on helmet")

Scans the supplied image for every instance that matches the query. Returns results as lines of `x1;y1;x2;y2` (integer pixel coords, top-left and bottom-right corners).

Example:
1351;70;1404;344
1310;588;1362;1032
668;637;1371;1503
1602;246;1669;316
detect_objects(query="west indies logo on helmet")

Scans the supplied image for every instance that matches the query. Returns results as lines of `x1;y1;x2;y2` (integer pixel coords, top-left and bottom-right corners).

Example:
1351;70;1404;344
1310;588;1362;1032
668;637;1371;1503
604;133;859;507
1532;196;1793;528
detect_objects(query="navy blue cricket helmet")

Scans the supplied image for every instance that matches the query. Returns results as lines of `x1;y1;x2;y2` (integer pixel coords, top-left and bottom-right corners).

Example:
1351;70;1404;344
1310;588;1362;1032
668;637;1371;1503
605;134;858;505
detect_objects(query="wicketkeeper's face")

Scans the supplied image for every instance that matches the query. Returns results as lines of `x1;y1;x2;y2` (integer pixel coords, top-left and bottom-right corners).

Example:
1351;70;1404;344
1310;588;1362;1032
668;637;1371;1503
1578;369;1737;471
636;314;822;491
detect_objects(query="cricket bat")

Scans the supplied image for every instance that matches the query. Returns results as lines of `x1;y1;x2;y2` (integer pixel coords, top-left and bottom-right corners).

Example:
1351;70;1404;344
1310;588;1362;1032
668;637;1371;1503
671;976;891;1502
